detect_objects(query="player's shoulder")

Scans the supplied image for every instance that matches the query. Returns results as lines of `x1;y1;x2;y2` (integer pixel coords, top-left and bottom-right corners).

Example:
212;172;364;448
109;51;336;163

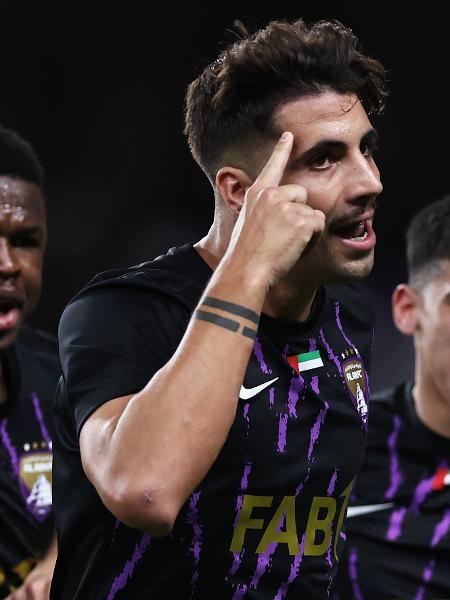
365;383;410;439
64;243;211;317
370;383;406;413
58;244;212;345
371;384;402;405
17;324;58;359
325;282;375;324
326;282;371;307
79;243;209;302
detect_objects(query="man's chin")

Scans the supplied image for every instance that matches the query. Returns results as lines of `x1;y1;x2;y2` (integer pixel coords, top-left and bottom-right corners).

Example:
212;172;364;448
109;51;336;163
322;253;374;284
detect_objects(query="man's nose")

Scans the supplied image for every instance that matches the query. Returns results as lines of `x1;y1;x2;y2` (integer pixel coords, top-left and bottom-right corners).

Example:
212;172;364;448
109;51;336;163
350;153;383;199
0;239;20;280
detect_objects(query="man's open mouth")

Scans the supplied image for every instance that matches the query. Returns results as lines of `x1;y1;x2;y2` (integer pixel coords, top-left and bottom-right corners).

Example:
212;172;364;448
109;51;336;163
0;299;24;331
333;220;368;241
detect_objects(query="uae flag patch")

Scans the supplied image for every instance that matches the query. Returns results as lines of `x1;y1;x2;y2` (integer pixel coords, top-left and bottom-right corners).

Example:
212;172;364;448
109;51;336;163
287;350;324;374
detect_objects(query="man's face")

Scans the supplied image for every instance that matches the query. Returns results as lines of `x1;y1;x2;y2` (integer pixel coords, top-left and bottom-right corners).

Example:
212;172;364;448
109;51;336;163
415;260;450;401
273;91;382;283
0;176;46;351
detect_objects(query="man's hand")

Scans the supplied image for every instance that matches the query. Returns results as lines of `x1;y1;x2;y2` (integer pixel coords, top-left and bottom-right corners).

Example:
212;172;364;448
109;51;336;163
5;535;57;600
5;558;53;600
228;131;325;285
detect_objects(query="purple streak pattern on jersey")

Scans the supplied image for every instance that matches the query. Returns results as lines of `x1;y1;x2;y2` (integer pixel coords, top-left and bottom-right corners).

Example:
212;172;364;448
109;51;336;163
384;415;403;500
106;533;151;599
187;491;203;597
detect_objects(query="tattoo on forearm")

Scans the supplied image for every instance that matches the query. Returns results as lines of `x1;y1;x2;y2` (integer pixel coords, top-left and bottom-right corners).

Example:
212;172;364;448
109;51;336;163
201;296;259;325
194;310;240;332
194;296;259;340
241;326;257;340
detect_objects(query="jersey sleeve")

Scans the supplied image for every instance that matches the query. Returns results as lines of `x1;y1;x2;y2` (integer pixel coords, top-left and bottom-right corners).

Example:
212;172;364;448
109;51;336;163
57;286;188;437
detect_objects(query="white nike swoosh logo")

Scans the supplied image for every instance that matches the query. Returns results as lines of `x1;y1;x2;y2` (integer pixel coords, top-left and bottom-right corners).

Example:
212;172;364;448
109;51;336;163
346;502;395;518
239;377;279;400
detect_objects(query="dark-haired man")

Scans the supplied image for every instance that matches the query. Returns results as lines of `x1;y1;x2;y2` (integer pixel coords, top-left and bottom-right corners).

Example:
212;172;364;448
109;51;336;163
335;196;450;600
0;126;59;599
52;18;386;598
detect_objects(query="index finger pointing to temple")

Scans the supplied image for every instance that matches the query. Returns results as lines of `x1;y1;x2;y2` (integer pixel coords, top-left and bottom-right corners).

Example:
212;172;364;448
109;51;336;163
253;131;293;190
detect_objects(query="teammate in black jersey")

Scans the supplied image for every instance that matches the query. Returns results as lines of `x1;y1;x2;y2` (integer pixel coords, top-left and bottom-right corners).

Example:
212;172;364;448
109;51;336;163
52;18;387;599
0;126;59;599
334;195;450;599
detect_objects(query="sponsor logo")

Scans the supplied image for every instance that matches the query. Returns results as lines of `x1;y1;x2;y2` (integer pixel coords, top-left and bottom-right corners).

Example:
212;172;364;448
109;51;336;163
239;377;278;400
230;480;353;560
346;502;395;518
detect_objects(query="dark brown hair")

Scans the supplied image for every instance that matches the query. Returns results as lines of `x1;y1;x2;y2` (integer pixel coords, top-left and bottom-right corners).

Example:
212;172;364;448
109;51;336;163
184;18;388;182
0;125;44;187
406;195;450;287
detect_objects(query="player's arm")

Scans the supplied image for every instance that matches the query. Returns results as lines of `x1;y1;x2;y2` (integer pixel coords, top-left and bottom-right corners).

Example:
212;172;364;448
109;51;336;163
79;132;325;536
5;535;57;600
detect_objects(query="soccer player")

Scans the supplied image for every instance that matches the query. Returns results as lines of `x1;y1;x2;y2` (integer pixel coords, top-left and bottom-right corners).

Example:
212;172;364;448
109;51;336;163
51;18;387;598
0;126;59;599
335;195;450;599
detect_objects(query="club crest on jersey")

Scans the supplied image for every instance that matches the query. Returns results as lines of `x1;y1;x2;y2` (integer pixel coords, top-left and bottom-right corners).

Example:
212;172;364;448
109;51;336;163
341;348;368;425
19;447;52;521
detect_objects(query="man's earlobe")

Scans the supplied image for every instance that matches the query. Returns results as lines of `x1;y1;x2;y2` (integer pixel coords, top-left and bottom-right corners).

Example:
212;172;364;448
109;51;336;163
216;167;252;215
392;284;421;336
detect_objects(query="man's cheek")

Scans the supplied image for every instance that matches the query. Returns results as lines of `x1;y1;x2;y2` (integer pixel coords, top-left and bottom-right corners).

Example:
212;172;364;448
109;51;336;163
24;272;43;314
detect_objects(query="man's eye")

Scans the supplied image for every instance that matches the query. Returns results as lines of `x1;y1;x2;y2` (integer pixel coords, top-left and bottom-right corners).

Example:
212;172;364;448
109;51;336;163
311;156;334;170
12;236;39;248
362;143;378;157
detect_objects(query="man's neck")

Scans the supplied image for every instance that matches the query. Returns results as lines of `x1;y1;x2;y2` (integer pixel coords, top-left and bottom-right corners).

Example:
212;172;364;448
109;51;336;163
263;274;319;323
195;231;319;324
413;360;450;438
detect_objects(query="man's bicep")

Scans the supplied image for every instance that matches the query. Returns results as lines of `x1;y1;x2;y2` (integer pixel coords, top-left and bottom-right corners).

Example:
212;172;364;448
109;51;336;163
79;393;135;487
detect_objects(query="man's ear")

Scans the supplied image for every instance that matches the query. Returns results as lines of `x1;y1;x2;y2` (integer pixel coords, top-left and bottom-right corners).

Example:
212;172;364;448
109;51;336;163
215;167;253;216
392;284;422;336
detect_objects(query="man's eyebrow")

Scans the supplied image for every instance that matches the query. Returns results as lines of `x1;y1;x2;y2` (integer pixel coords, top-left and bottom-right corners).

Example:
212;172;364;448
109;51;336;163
361;128;378;146
289;127;378;170
9;225;46;237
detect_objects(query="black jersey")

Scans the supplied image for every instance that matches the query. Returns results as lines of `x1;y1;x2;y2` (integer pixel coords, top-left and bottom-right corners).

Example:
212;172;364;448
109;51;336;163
0;326;59;598
334;383;450;600
51;243;374;599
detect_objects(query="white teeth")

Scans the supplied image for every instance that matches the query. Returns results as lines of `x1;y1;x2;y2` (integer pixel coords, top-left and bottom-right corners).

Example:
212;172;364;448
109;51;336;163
350;230;368;242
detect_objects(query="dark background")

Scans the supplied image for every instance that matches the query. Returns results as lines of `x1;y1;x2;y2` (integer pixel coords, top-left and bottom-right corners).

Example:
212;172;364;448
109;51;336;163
1;2;448;391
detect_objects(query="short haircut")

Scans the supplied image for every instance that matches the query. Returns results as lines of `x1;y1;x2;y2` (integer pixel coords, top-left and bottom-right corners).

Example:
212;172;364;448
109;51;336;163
184;18;388;183
0;125;44;187
406;194;450;288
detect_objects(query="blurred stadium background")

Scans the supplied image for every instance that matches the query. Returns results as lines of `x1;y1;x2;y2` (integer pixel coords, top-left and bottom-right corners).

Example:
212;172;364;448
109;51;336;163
1;1;448;391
